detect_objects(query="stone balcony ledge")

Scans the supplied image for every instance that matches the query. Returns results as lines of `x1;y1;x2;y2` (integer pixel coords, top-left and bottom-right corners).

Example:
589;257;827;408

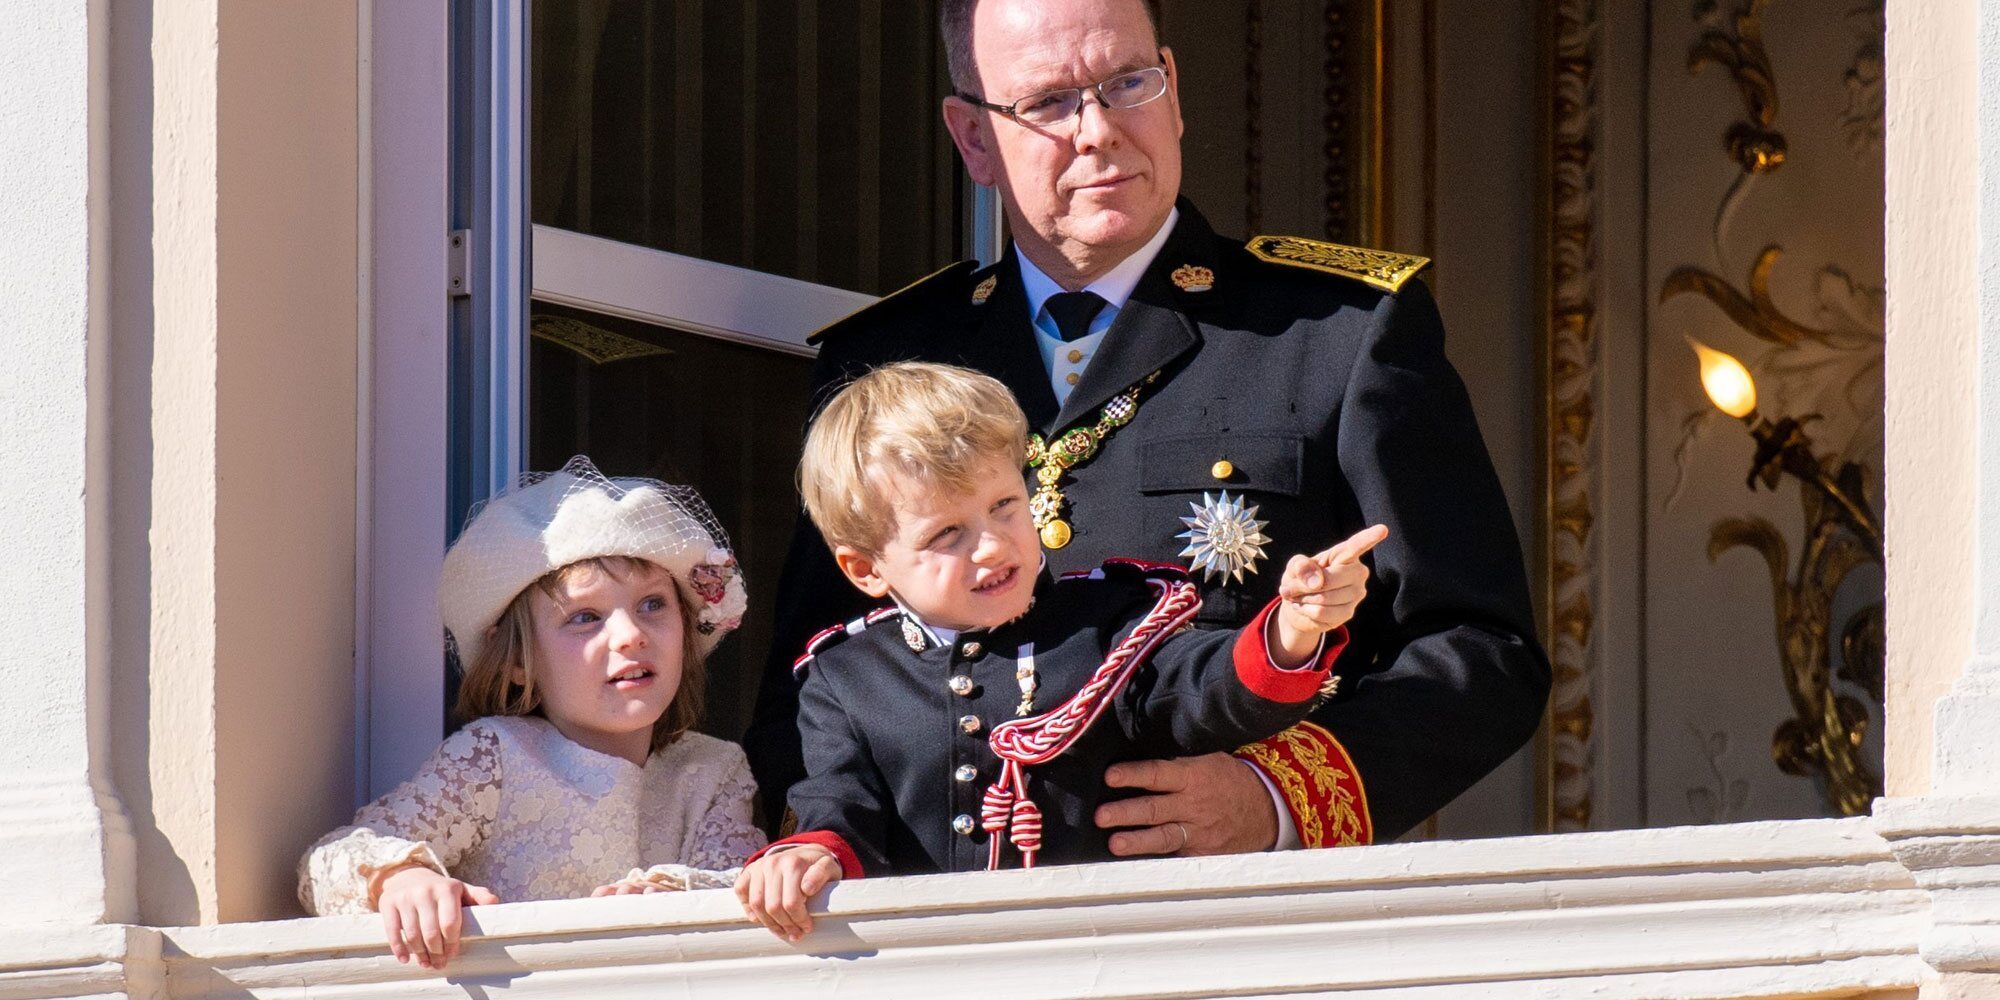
2;815;1941;999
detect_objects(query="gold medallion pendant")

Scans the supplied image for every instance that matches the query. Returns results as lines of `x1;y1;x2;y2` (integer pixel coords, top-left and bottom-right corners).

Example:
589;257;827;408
1039;519;1073;550
1025;374;1157;550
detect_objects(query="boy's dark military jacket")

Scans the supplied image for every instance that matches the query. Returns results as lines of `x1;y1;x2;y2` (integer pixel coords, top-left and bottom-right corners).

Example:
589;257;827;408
746;199;1551;844
758;564;1341;876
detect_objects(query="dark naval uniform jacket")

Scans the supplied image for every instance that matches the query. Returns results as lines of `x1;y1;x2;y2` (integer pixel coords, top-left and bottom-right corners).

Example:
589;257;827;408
746;199;1550;845
751;563;1342;876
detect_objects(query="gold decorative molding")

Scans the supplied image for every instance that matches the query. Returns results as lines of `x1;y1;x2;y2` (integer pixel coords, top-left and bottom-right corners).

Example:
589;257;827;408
1540;0;1601;834
1322;0;1353;240
1688;0;1786;173
530;315;672;364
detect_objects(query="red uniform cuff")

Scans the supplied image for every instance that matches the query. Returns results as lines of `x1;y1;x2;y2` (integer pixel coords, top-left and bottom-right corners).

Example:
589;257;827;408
749;830;865;880
1233;722;1373;848
1232;598;1346;702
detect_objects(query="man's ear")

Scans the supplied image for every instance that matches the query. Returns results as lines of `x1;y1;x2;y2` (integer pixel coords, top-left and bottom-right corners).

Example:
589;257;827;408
833;545;893;598
942;97;1001;188
1161;46;1185;140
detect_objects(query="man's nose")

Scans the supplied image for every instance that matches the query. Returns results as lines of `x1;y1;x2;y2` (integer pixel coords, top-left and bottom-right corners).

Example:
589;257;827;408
1071;95;1120;151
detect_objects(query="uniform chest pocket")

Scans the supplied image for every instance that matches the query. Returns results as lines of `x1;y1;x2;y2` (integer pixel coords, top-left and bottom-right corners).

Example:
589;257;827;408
1137;431;1304;496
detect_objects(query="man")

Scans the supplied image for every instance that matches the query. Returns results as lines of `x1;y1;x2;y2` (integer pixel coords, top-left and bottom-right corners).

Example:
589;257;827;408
745;0;1548;856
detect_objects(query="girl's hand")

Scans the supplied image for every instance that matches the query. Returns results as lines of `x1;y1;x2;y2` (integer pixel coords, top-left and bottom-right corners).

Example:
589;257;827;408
375;865;500;970
734;846;843;942
1273;524;1389;665
590;874;674;896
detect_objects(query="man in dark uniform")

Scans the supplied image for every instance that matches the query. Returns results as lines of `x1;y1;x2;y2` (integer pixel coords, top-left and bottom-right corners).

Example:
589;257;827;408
745;0;1548;853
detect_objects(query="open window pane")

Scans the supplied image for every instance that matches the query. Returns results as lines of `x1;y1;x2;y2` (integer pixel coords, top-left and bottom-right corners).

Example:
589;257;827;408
531;0;962;295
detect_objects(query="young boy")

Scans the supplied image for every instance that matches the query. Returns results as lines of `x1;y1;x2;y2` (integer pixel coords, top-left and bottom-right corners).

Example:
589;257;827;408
736;362;1384;941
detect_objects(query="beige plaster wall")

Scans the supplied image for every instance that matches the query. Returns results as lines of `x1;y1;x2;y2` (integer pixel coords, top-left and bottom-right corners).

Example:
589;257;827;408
1884;0;1976;797
145;0;360;924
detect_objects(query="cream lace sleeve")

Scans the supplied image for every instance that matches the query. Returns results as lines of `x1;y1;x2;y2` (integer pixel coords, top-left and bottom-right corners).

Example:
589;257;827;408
298;722;504;915
631;744;766;891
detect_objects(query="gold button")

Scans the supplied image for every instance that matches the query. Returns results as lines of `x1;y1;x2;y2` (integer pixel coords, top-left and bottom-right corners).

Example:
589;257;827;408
1067;348;1083;363
961;641;982;658
1211;459;1235;480
959;714;982;734
949;675;974;696
1065;372;1080;386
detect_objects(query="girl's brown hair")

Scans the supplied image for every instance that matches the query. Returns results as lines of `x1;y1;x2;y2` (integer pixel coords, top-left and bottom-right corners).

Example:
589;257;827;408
453;555;705;755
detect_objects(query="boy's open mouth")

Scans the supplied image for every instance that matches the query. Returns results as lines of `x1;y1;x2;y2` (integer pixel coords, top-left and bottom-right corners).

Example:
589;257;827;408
973;565;1018;594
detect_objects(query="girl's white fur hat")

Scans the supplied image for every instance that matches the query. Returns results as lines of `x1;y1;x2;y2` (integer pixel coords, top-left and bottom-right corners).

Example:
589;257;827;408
439;456;748;666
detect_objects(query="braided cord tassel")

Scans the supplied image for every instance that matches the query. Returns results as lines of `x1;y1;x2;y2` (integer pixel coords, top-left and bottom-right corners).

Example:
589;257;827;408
980;574;1201;870
981;767;1017;871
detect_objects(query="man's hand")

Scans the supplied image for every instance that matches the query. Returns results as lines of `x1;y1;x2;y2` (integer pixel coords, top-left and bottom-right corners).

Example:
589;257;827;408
1095;753;1279;856
375;865;500;971
1273;524;1388;664
734;846;843;942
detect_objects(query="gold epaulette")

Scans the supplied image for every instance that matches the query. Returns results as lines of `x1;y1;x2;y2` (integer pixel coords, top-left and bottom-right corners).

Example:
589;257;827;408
1245;235;1431;293
806;259;979;345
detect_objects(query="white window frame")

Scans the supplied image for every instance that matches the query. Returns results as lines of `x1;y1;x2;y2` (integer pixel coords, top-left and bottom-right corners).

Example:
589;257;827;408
531;226;874;357
358;0;453;799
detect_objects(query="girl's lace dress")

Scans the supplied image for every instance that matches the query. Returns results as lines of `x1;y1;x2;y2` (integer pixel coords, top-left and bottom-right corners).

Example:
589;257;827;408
300;715;766;914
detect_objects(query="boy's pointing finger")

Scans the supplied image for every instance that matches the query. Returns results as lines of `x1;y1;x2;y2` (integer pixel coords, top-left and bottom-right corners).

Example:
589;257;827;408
1323;524;1389;566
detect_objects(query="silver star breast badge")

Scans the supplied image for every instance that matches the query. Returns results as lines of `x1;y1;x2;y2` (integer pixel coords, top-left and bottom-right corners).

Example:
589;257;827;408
1177;490;1273;583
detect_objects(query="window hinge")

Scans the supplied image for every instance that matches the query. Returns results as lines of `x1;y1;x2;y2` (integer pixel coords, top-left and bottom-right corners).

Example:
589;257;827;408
448;228;473;299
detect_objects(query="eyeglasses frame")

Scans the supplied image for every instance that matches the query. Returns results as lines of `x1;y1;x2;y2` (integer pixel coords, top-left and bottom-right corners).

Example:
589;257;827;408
953;61;1172;128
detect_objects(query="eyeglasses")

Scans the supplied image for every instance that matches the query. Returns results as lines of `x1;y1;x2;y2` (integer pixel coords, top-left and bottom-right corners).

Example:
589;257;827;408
956;65;1170;128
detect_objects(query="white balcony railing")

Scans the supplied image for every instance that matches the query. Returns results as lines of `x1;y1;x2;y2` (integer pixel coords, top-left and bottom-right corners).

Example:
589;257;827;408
3;816;1935;999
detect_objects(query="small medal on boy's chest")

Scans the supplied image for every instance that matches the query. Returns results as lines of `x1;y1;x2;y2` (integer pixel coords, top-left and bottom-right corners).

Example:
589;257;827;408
901;616;928;653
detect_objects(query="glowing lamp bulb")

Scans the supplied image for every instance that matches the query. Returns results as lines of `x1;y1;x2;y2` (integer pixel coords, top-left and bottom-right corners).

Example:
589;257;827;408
1688;337;1757;419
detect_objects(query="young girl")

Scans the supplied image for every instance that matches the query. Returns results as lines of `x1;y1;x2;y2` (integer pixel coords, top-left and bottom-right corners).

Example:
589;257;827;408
300;457;765;970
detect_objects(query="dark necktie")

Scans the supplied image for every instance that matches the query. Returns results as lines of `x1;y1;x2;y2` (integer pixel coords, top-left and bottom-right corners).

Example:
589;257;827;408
1044;291;1109;342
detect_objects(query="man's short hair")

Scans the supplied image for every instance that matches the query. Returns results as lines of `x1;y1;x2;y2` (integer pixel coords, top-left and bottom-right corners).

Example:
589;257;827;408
800;361;1030;553
940;0;1164;93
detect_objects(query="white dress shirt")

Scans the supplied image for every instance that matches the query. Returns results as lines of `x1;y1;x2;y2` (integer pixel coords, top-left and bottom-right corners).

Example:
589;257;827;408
1015;207;1181;406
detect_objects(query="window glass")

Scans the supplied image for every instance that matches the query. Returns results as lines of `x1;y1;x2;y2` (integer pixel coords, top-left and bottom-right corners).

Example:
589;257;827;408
532;0;963;295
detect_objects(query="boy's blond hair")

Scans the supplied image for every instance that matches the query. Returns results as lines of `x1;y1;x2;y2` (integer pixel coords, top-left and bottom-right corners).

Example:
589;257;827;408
801;362;1029;552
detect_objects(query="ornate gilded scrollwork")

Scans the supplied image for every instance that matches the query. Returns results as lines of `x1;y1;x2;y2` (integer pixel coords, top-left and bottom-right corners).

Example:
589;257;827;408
1662;246;1841;347
1667;0;1885;817
1689;0;1786;173
1706;449;1881;816
1541;0;1600;834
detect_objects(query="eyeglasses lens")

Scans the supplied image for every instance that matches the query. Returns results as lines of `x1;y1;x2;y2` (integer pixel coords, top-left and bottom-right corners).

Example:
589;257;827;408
1013;68;1166;127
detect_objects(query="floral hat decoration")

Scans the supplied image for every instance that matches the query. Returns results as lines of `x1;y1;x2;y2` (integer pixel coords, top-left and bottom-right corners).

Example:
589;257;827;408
439;455;748;666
